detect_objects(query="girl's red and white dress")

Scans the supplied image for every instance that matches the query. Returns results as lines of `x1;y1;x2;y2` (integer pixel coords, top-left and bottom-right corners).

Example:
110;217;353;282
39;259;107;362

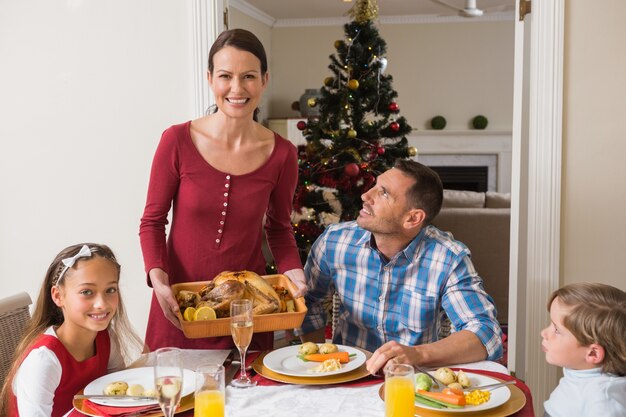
9;327;123;417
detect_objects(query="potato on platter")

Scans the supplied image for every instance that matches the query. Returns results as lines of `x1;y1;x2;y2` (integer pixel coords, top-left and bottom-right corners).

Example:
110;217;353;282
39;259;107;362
103;381;129;396
298;341;319;355
319;342;338;354
126;384;145;396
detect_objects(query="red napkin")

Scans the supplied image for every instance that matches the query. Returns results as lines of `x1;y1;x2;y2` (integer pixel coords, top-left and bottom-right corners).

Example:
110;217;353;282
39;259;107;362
81;400;161;417
452;368;535;417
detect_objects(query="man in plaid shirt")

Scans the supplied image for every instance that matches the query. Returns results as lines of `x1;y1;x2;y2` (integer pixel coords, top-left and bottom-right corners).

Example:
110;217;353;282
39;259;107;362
300;159;502;374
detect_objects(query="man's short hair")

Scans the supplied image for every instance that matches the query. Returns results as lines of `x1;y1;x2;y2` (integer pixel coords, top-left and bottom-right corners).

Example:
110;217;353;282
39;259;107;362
548;282;626;376
393;159;444;224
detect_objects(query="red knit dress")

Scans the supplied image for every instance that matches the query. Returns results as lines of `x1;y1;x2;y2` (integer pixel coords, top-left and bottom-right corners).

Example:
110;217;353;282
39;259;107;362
140;121;302;350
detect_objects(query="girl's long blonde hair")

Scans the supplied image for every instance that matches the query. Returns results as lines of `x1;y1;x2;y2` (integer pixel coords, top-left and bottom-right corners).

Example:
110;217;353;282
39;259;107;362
0;243;144;415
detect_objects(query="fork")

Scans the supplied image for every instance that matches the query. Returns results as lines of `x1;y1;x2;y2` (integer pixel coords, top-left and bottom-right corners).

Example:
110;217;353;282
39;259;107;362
412;365;445;389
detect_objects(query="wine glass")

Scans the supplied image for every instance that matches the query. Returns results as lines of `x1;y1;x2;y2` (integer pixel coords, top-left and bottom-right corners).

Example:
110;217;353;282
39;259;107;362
230;299;256;388
154;347;184;417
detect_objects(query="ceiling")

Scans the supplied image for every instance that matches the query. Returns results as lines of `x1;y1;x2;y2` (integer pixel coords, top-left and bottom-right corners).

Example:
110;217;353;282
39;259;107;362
237;0;516;22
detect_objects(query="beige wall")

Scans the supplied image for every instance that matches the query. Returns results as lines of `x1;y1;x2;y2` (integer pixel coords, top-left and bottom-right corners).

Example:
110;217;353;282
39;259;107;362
270;21;514;131
562;1;626;291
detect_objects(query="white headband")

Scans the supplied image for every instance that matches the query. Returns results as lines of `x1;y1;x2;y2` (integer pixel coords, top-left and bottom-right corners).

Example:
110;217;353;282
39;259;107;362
54;245;95;287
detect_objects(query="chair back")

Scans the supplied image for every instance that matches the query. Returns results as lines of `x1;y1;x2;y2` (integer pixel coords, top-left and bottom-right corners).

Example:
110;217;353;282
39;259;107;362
0;292;32;386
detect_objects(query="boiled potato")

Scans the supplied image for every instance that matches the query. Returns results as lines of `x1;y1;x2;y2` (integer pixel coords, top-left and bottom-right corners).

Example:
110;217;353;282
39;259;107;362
448;382;464;391
456;370;471;388
319;343;338;354
298;342;319;355
434;367;456;386
104;381;129;396
126;384;145;396
143;388;158;398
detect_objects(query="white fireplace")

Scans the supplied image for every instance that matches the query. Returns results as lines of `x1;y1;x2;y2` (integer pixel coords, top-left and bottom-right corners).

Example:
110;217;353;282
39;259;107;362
268;119;512;194
407;130;512;193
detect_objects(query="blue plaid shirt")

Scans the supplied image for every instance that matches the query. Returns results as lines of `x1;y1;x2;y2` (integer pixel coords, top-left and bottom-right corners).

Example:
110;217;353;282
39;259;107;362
301;221;503;361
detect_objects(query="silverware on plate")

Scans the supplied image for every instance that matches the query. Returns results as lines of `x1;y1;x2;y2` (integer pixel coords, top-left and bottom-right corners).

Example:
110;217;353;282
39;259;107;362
464;380;516;392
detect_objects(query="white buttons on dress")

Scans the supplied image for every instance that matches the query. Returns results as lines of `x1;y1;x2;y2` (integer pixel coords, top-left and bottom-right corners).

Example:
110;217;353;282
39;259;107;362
220;221;224;225
225;183;229;188
224;192;228;197
218;229;222;233
223;202;227;207
222;211;226;216
226;175;230;180
216;239;220;243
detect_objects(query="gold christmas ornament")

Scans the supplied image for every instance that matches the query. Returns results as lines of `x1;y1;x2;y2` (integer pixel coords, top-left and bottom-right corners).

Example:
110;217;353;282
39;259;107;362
347;79;360;90
347;129;357;138
307;97;318;107
407;146;418;157
324;76;334;87
347;0;379;23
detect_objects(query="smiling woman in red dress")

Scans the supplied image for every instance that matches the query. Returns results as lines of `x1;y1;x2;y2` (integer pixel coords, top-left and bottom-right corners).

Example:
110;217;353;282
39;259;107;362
139;29;306;351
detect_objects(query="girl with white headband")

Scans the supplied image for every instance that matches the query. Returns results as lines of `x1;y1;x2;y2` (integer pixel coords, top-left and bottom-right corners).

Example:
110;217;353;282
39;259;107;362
0;243;143;417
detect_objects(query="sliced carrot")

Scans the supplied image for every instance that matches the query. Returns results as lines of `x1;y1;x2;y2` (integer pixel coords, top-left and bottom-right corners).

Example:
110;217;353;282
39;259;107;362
303;352;351;364
442;387;465;398
417;389;466;406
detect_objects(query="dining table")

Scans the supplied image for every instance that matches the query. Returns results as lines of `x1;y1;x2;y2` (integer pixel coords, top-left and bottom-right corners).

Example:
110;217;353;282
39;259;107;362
70;348;535;417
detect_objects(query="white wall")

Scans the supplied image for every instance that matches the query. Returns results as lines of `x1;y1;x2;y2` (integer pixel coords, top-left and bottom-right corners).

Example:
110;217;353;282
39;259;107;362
0;0;195;339
562;4;626;289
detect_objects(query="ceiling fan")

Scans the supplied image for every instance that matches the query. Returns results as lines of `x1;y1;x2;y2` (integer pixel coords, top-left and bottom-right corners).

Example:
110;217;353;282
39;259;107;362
434;0;486;18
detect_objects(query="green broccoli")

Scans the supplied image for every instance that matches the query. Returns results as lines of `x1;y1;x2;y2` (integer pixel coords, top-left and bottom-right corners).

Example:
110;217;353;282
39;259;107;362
415;373;433;391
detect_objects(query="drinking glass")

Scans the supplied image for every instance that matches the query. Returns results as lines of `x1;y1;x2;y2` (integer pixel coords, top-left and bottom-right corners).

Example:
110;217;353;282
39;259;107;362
230;299;256;388
194;364;225;417
154;347;184;417
384;362;415;417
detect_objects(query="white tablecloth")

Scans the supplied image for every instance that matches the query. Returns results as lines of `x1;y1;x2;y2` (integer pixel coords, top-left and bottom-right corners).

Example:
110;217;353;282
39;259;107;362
224;360;508;417
135;350;509;417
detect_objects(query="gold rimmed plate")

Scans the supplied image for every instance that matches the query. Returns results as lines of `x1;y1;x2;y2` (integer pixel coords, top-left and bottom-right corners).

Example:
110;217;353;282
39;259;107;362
251;347;373;385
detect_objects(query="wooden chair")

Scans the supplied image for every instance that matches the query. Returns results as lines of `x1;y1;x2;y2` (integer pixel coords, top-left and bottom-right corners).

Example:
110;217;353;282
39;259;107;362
0;292;32;386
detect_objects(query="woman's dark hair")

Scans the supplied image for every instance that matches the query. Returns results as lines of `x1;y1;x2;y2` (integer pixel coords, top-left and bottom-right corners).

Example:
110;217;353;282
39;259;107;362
207;29;268;121
393;159;444;224
208;28;268;76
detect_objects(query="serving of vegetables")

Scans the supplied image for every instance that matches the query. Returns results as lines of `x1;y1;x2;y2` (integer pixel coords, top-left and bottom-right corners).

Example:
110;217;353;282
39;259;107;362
296;343;356;372
414;368;491;409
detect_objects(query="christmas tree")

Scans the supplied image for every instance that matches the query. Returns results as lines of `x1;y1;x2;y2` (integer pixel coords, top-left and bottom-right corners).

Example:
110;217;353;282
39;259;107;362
291;0;416;263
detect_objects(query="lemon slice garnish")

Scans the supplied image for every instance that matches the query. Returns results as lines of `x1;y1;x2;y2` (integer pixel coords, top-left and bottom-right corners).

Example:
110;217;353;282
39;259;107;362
183;307;196;321
194;306;217;321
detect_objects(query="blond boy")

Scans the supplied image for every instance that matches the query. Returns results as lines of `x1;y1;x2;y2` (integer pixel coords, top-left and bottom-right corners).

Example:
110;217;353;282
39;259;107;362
541;282;626;417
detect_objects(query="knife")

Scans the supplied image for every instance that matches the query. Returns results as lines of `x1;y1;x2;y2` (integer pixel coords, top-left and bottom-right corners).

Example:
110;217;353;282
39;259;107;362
224;348;240;385
464;380;516;392
73;394;156;401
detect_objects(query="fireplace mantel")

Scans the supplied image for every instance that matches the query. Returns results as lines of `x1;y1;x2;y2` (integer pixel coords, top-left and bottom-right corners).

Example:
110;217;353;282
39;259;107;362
407;130;512;193
268;119;512;193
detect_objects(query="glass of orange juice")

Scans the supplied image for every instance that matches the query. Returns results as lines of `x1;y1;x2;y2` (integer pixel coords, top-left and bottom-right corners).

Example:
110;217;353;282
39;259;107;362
384;362;415;417
194;364;225;417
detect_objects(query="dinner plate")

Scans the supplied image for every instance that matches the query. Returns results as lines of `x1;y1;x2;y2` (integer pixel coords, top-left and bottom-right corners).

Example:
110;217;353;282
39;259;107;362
378;374;526;417
253;348;374;385
263;345;367;377
414;373;511;413
82;367;195;407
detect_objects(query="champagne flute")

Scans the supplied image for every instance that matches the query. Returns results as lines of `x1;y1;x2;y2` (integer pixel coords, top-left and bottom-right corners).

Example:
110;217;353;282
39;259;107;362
154;347;184;417
230;299;256;388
